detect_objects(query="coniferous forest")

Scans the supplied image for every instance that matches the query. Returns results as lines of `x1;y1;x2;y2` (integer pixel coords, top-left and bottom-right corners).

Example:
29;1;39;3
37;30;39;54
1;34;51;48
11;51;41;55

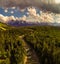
0;22;60;64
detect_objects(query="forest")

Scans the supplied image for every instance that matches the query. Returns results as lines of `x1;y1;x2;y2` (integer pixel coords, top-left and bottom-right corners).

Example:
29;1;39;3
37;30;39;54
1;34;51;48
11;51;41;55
0;22;60;64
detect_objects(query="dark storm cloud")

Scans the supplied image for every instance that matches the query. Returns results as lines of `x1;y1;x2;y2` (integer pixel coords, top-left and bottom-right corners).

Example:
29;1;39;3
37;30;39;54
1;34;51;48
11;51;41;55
0;0;41;7
0;0;60;13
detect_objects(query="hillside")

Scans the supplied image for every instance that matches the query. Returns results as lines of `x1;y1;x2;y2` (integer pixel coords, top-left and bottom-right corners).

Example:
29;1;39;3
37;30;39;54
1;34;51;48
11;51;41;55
0;25;60;64
0;22;9;30
0;22;14;31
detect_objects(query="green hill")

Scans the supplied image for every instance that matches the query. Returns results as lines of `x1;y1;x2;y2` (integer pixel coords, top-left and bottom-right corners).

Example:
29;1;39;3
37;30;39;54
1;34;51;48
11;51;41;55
0;23;60;64
0;22;12;31
0;22;8;30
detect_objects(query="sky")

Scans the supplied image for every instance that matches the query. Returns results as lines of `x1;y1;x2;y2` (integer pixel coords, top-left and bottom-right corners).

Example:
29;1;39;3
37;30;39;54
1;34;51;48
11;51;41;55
0;0;60;13
0;7;27;17
0;7;40;17
0;7;60;24
0;0;60;23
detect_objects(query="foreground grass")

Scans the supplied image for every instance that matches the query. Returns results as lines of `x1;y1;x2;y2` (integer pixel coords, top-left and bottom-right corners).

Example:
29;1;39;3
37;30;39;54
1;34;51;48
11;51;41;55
0;24;60;64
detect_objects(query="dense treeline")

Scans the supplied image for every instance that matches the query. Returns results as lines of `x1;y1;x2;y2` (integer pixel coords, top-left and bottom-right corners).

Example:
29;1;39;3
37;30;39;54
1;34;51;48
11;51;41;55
0;25;60;64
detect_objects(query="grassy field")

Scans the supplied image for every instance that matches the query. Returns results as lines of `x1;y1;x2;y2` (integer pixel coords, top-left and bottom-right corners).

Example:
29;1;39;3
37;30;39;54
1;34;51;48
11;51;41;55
0;22;60;64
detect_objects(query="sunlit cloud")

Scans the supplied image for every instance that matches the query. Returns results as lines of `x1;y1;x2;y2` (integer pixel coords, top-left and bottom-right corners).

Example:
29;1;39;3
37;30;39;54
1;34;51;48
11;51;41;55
4;9;8;13
27;7;37;16
11;7;16;9
55;0;60;4
0;7;60;24
20;9;25;12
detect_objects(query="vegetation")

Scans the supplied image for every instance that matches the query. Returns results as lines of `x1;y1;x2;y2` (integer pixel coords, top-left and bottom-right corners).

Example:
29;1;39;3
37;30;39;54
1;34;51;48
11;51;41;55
24;26;60;64
0;22;60;64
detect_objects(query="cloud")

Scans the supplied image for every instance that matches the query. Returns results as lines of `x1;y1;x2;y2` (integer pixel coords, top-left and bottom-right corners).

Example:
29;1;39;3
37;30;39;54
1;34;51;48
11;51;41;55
20;9;25;12
0;14;8;23
0;0;60;13
0;7;60;23
11;7;16;9
0;14;16;23
27;7;37;16
4;9;8;13
26;7;54;23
